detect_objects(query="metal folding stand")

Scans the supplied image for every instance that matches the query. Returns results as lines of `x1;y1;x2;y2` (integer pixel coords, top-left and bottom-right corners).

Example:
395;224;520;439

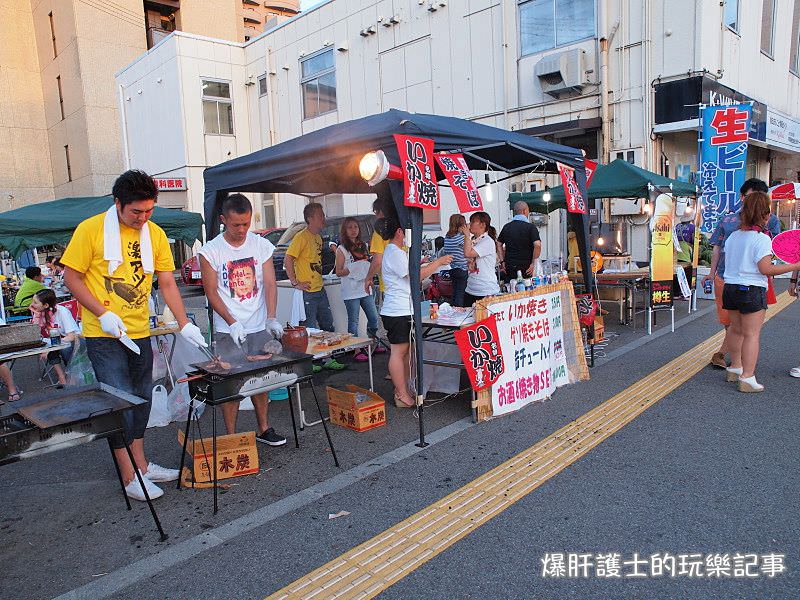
288;376;340;468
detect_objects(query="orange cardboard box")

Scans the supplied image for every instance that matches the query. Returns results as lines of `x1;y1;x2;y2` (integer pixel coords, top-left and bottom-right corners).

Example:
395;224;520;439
326;385;386;432
177;429;259;484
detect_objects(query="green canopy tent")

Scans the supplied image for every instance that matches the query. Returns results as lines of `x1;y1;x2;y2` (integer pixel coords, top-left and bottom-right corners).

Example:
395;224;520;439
508;158;698;212
0;195;203;258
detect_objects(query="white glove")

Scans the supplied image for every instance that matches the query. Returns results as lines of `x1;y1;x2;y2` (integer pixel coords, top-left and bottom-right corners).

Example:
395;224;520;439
99;311;126;338
228;321;247;347
265;318;284;339
180;322;207;348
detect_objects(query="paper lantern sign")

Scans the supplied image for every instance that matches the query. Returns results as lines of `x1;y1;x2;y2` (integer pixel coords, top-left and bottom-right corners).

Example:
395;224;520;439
772;229;800;264
575;293;598;327
454;314;505;392
393;134;439;210
435;153;483;213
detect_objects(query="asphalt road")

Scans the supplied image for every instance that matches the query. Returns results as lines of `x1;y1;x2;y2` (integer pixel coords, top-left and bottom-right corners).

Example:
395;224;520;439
1;292;797;599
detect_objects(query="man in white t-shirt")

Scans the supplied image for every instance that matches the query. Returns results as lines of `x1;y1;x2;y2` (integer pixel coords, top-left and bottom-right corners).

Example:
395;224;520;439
199;194;286;446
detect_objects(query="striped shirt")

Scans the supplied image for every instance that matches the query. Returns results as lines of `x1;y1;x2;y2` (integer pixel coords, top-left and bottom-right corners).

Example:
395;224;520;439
443;233;467;270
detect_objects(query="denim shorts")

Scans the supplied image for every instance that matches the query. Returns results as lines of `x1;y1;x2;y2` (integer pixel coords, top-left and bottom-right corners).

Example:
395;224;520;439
85;336;153;449
722;283;768;314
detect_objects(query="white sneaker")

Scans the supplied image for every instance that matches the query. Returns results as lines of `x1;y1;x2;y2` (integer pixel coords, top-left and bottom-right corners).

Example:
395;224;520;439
789;367;800;378
144;462;179;483
125;472;164;501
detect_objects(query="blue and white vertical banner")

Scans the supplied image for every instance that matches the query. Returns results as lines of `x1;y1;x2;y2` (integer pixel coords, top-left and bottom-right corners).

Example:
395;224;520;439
699;103;752;234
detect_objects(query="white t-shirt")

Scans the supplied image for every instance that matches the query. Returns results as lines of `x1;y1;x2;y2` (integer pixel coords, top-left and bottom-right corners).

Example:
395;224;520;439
723;229;772;288
50;305;80;337
337;246;370;301
198;232;275;334
465;234;500;297
380;243;412;317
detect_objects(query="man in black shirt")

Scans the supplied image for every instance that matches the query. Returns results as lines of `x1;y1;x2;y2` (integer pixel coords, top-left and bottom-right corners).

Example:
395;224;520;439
498;201;541;283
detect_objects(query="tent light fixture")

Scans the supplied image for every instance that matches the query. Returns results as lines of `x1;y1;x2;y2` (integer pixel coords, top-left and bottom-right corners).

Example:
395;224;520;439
542;191;551;202
359;150;402;186
597;236;605;246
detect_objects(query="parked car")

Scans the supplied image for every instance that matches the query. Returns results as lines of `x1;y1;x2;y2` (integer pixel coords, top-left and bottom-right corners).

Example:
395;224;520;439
180;227;286;286
272;214;375;281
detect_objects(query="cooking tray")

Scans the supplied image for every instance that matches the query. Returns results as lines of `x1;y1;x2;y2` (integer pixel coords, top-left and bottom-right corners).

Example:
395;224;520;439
191;350;313;377
15;384;144;429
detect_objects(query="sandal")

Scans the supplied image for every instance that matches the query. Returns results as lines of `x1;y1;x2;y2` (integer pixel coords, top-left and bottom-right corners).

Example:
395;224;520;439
7;391;21;402
394;392;414;408
323;359;347;371
354;350;369;362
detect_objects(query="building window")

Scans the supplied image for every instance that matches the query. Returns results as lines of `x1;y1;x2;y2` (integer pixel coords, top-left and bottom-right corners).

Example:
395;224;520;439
761;0;776;56
56;75;64;120
258;74;267;96
792;0;800;74
202;79;234;135
300;49;336;119
519;0;595;56
724;0;740;33
64;145;72;182
48;11;57;57
262;202;276;229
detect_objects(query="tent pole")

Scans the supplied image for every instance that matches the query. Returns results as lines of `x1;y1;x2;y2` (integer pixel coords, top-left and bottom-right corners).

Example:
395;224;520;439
409;207;428;448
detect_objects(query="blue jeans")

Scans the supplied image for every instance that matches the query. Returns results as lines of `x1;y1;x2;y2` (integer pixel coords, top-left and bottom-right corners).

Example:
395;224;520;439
302;290;334;332
86;336;153;449
343;295;380;337
449;268;468;307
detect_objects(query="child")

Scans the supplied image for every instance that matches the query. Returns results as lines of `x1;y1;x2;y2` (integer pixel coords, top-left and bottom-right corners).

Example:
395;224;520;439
30;289;79;386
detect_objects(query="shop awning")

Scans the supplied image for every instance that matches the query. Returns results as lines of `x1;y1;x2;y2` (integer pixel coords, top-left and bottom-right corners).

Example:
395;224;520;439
0;195;204;258
509;158;698;212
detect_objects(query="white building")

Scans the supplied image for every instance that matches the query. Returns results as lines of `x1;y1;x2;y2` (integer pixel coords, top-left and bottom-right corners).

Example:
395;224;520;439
116;0;800;261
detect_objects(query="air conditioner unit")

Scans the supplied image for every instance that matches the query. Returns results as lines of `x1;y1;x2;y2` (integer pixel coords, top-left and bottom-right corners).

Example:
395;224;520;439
534;49;588;97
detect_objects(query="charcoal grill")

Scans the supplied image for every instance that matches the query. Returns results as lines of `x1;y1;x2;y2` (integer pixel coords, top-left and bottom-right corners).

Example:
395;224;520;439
0;383;167;540
179;350;339;513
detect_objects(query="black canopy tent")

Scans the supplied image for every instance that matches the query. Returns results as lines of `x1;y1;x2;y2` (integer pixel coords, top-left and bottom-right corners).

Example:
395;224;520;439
203;109;592;445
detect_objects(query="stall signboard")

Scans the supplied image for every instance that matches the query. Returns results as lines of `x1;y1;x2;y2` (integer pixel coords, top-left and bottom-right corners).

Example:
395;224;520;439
453;314;504;391
558;163;586;214
699;103;752;234
394;134;439;210
650;193;675;308
435;153;483;213
154;177;187;191
483;291;570;416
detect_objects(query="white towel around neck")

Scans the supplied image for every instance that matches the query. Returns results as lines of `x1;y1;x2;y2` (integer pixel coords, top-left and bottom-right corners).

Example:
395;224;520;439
103;206;154;276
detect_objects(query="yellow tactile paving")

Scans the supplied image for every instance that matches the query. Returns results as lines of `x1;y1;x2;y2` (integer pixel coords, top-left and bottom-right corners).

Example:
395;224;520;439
267;293;794;600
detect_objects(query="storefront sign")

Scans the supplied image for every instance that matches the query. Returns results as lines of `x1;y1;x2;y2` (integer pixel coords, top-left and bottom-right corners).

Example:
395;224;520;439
435;153;483;212
393;135;439;210
650;193;675;308
483;291;569;416
454;314;504;391
154;177;187;191
766;109;800;153
558;163;586;214
699;103;752;234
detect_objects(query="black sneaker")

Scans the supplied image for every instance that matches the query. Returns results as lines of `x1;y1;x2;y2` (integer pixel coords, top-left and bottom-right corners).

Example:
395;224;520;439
257;427;286;446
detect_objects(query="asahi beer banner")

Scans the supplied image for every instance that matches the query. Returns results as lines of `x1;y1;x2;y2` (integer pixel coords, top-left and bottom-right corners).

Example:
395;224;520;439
485;291;570;416
435;153;483;213
650;193;675;308
699;103;752;234
393;134;439;210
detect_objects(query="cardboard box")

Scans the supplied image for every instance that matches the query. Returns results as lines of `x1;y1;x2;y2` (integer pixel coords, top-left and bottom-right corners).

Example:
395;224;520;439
177;429;259;484
327;385;386;432
589;315;605;344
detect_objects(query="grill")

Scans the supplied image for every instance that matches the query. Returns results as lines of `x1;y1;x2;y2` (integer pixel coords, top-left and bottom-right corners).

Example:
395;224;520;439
0;383;166;540
179;350;339;514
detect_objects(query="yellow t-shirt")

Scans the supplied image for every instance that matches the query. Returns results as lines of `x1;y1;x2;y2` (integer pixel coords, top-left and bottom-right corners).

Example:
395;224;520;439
286;228;323;293
369;231;389;292
61;213;175;339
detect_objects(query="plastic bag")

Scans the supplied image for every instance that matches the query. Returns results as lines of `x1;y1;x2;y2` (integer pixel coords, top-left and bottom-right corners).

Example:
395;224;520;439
147;384;171;428
66;338;97;387
168;381;205;423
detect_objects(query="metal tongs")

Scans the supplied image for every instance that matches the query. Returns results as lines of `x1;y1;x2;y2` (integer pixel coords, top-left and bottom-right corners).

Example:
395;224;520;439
198;345;217;362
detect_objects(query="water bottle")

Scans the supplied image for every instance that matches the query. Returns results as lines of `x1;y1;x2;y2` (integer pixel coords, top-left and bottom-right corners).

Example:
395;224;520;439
515;270;526;292
49;327;61;346
703;279;713;295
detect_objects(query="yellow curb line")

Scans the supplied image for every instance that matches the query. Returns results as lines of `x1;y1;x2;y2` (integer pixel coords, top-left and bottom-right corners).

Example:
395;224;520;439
267;293;794;600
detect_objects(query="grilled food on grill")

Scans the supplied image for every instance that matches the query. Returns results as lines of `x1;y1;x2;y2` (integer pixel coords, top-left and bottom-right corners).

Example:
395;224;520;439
246;354;273;362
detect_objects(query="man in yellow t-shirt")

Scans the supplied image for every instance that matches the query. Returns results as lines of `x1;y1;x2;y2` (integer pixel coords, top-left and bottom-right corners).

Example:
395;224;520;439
364;198;390;297
62;170;206;503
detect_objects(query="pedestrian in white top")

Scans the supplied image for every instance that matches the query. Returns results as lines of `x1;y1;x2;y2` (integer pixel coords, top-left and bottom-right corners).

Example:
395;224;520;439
30;288;80;386
462;211;501;306
376;215;452;408
198;194;286;446
334;217;380;361
721;191;800;392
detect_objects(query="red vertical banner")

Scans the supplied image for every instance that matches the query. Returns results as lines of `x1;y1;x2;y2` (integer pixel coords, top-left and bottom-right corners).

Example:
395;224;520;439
558;163;587;214
435;152;483;212
584;159;598;188
393;134;439;209
454;315;505;391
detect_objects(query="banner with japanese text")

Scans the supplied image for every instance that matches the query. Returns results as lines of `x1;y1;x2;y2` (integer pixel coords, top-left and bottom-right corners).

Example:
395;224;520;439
453;314;504;391
393;134;439;210
699;103;752;234
650;193;675;308
484;291;570;416
558;163;587;214
435;153;483;213
584;159;598;189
